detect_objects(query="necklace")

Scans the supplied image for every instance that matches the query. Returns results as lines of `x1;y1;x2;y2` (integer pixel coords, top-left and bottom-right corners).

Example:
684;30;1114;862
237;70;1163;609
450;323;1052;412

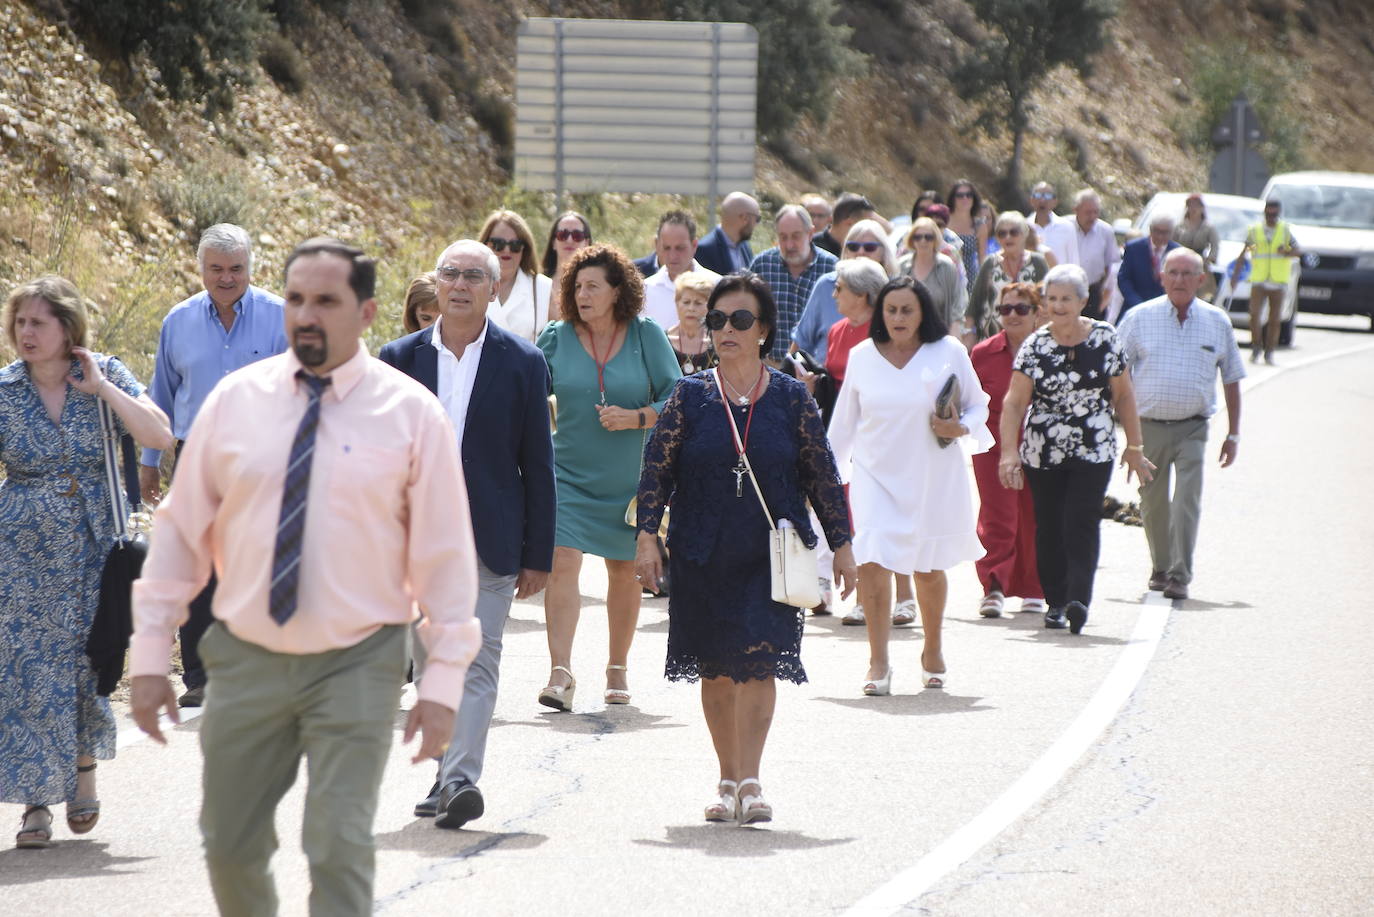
719;364;765;406
586;324;624;405
676;326;707;373
714;367;768;497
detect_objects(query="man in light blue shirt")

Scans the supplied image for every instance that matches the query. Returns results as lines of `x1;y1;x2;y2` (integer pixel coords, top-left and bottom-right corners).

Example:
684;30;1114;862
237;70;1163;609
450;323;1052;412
140;223;287;705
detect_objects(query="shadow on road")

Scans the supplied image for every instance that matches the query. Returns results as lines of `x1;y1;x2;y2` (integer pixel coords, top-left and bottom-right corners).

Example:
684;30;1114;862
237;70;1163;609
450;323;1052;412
505;708;686;735
0;840;154;884
633;824;854;856
812;692;996;716
374;823;547;857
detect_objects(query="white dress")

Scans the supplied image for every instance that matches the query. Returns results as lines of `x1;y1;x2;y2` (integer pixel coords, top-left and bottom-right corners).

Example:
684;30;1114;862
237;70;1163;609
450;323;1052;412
487;270;553;342
828;337;993;573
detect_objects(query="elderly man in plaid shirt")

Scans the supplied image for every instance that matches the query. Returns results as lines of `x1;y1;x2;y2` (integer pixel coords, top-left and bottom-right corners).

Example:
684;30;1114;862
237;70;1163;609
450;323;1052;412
1117;248;1245;601
748;204;838;363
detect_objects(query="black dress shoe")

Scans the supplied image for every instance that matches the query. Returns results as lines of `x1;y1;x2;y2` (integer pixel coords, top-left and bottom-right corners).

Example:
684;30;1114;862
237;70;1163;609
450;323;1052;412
1065;601;1089;635
1162;578;1189;601
1044;607;1068;629
414;780;442;818
1148;570;1168;591
435;781;484;830
178;685;205;708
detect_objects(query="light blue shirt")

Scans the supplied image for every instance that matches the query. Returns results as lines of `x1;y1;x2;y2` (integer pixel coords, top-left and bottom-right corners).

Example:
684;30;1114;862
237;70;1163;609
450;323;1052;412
1116;296;1246;421
141;285;288;466
791;271;841;357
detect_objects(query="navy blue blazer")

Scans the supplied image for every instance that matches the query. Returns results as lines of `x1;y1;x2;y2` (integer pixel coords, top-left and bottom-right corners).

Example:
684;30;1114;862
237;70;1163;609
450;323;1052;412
633;252;658;277
1117;237;1180;315
377;321;556;577
693;225;752;276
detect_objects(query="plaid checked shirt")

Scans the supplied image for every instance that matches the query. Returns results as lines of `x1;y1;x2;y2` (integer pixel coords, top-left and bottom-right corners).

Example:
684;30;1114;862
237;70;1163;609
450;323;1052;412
1117;296;1246;421
748;246;838;361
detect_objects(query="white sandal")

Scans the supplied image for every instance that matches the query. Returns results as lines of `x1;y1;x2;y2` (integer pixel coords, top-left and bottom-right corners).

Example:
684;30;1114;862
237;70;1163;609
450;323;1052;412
538;665;576;711
705;780;738;822
978;591;1005;618
892;600;917;626
736;778;772;826
604;664;631;705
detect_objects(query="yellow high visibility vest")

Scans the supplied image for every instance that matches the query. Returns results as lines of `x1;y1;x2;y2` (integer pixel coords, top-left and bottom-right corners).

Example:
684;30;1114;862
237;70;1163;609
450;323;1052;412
1247;221;1292;285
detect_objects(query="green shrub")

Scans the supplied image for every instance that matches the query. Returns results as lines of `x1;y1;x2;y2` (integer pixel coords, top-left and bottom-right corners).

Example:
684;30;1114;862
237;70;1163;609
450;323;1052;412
156;161;263;242
259;32;307;94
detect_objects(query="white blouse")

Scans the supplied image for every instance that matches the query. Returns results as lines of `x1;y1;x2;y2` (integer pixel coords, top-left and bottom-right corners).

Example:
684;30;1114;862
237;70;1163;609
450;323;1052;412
487;271;553;343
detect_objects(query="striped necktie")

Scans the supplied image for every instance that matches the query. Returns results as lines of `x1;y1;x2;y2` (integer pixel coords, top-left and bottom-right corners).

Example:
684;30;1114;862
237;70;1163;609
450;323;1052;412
269;371;331;626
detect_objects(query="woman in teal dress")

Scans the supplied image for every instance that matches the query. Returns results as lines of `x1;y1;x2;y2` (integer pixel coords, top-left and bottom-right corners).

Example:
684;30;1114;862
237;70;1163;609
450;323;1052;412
536;245;682;710
1;276;172;848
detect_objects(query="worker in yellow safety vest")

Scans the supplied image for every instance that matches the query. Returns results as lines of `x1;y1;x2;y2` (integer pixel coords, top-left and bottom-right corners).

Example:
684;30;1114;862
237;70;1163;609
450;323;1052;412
1232;198;1300;366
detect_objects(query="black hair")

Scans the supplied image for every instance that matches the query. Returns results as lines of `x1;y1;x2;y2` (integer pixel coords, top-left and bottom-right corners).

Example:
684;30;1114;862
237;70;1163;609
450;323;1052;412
284;236;376;301
869;276;948;344
656;209;698;241
945;179;983;220
541;211;593;277
832;192;875;226
910;189;943;222
705;271;776;357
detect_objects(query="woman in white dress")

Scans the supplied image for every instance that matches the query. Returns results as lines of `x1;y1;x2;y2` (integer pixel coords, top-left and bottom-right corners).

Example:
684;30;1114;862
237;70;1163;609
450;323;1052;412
829;277;992;695
479;209;553;342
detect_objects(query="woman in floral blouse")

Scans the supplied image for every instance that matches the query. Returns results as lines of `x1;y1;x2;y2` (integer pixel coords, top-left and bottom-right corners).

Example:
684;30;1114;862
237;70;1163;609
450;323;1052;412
997;264;1153;635
968;212;1050;344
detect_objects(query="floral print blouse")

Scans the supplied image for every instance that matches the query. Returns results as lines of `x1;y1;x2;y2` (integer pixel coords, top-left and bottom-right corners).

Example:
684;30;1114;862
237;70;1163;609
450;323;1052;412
1012;321;1124;468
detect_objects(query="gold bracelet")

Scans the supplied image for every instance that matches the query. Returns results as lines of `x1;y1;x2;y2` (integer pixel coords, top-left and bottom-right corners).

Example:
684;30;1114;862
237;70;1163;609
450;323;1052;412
1125;444;1144;452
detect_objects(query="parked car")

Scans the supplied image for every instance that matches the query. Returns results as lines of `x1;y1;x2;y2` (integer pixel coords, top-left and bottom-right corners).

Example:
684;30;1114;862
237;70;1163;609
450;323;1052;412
1260;171;1374;330
1134;191;1298;346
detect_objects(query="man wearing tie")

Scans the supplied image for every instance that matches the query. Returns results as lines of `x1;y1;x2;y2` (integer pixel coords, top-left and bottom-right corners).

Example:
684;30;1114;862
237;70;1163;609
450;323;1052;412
1117;214;1180;320
378;239;557;830
130;238;481;915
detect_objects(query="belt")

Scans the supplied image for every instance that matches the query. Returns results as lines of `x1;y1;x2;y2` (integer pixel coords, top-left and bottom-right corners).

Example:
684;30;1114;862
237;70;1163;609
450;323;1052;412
1143;415;1206;424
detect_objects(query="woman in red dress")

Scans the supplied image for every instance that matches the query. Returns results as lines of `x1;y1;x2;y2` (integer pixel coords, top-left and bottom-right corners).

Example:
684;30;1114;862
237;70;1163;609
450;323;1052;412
969;282;1045;618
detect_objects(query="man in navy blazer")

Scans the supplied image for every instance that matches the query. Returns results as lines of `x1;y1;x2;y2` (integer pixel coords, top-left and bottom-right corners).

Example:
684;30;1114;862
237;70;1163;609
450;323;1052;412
378;239;556;830
632;251;658;277
1117;214;1180;319
694;191;761;275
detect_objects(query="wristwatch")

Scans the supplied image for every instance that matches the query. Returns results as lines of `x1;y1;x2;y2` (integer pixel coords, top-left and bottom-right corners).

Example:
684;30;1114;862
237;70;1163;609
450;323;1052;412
1225;434;1240;443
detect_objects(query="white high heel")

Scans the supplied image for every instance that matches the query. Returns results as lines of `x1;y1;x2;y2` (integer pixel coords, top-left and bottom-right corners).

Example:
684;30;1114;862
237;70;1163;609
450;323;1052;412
538;665;576;711
863;667;893;697
736;778;772;825
704;780;738;822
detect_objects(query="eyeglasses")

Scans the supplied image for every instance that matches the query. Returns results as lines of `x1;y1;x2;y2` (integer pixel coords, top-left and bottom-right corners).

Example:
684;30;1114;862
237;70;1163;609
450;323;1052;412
953;190;974;199
909;233;936;242
555;229;588;242
845;241;882;253
487;237;526;253
997;303;1035;316
705;309;758;331
1030;191;1056;201
436;266;489;284
995;228;1023;238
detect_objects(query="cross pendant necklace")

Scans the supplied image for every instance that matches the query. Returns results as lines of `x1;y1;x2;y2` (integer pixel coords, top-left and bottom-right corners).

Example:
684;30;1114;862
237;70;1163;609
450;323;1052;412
734;459;747;497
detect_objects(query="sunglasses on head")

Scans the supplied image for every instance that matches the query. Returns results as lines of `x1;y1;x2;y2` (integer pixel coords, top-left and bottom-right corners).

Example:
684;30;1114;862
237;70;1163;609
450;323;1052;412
909;233;936;242
997;303;1035;316
555;228;588;242
705;309;758;331
845;241;882;253
487;237;526;253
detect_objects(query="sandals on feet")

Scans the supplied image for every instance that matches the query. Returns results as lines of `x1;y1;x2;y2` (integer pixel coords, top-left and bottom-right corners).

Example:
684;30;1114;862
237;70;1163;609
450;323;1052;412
978;591;1005;618
67;762;100;835
892;600;918;626
704;780;738;822
538;666;576;712
16;805;53;849
736;778;772;826
604;664;631;705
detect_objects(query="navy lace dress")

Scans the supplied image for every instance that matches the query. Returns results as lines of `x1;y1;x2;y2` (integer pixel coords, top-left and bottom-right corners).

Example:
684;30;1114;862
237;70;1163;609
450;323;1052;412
636;370;851;684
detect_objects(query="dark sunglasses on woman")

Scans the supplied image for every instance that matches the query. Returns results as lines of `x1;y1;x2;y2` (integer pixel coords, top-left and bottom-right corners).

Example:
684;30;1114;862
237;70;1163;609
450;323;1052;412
555;229;588;242
996;303;1035;316
705;309;758;331
487;237;525;253
909;233;937;243
845;241;882;253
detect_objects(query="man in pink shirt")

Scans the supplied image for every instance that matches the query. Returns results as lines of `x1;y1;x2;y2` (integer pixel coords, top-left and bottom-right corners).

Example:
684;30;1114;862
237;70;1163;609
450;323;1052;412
129;238;481;916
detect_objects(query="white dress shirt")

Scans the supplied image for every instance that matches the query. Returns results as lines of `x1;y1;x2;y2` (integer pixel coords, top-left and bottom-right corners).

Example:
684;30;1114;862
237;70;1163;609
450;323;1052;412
1071;218;1120;285
643;260;721;328
432;315;488;449
486;271;552;343
1027;211;1075;263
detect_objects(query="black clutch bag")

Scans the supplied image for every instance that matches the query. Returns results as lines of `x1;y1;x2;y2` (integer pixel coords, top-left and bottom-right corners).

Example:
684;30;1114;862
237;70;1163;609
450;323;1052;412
934;373;959;448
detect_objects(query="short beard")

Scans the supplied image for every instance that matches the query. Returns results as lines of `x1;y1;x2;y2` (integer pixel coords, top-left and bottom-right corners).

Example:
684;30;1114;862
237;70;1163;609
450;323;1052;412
292;328;328;367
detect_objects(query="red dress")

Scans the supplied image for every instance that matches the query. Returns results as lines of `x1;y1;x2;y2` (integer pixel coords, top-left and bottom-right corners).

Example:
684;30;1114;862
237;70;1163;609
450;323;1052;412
969;331;1043;598
825;318;871;385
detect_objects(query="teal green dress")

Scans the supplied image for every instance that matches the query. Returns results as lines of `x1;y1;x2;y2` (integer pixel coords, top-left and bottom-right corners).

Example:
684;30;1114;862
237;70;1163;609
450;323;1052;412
537;316;682;560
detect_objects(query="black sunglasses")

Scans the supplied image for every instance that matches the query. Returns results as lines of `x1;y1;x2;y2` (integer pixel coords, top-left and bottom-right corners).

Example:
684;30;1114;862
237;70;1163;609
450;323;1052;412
705;309;758;331
555;228;589;242
996;227;1023;238
997;303;1035;316
845;241;882;253
953;190;975;199
487;237;526;253
909;233;937;242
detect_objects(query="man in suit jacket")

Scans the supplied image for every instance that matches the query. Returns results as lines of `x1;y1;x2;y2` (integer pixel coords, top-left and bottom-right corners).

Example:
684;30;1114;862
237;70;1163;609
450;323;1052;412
378;239;556;830
632;251;658;277
1117;214;1180;319
694;191;761;275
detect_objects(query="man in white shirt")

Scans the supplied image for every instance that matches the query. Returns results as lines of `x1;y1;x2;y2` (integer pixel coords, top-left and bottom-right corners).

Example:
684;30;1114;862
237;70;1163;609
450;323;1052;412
1066;188;1120;319
642;211;720;328
1025;181;1074;262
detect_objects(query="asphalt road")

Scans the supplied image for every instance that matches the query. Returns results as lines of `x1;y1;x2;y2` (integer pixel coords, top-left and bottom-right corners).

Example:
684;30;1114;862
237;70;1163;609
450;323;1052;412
3;315;1371;916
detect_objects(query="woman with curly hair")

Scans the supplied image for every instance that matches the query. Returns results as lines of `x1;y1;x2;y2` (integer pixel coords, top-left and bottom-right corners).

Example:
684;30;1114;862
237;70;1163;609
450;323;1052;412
534;245;681;711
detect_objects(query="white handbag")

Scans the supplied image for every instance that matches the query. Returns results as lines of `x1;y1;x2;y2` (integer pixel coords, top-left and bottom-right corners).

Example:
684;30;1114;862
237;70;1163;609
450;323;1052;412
713;370;822;609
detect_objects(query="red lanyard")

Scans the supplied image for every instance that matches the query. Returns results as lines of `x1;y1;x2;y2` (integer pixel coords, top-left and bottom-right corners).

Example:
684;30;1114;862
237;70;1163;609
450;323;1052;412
587;325;624;404
717;365;767;454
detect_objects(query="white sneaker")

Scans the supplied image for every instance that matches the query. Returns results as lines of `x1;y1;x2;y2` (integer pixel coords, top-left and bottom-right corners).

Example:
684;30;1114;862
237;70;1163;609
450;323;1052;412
810;577;834;616
1019;598;1047;614
842;604;866;626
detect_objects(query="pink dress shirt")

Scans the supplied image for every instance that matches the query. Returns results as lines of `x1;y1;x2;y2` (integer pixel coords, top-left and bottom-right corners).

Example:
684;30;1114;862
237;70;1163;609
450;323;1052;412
130;343;482;709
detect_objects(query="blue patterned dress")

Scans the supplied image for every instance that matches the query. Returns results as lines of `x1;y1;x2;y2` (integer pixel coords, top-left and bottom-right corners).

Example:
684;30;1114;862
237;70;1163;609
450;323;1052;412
0;356;142;804
636;370;851;684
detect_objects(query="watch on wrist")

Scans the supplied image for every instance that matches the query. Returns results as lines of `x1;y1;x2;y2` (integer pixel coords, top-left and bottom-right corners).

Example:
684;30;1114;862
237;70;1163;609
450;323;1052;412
1226;434;1240;443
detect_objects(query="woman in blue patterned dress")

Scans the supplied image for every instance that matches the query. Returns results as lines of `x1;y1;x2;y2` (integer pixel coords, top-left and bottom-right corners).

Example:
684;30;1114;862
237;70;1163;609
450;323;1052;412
635;273;856;826
1;276;172;848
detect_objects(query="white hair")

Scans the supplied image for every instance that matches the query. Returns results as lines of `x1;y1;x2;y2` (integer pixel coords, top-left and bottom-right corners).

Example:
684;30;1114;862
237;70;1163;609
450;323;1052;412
843;218;898;276
1043;263;1090;300
1163;247;1204;273
436;239;500;280
1149;212;1177;231
994;210;1030;237
197;223;253;272
834;257;889;306
1073;188;1101;208
774;203;813;231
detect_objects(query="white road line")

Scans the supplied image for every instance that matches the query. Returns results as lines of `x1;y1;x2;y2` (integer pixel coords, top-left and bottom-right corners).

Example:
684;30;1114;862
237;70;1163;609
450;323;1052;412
116;706;203;750
843;595;1173;916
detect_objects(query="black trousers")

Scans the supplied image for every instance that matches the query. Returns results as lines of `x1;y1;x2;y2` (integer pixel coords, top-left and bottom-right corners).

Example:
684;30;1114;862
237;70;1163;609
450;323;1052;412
1023;461;1112;610
1083;281;1105;320
172;438;215;689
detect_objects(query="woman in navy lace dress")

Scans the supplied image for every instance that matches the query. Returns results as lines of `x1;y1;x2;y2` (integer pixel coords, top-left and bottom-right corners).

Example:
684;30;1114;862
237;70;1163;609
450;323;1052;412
635;272;856;826
1;276;172;848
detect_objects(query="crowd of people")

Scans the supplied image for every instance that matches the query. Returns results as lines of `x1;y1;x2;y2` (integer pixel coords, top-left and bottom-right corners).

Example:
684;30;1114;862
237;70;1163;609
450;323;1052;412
0;180;1252;914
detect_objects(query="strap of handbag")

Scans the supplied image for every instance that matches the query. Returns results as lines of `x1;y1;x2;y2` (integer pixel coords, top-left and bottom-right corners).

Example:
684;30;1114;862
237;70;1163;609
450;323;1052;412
712;368;777;534
96;357;141;539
